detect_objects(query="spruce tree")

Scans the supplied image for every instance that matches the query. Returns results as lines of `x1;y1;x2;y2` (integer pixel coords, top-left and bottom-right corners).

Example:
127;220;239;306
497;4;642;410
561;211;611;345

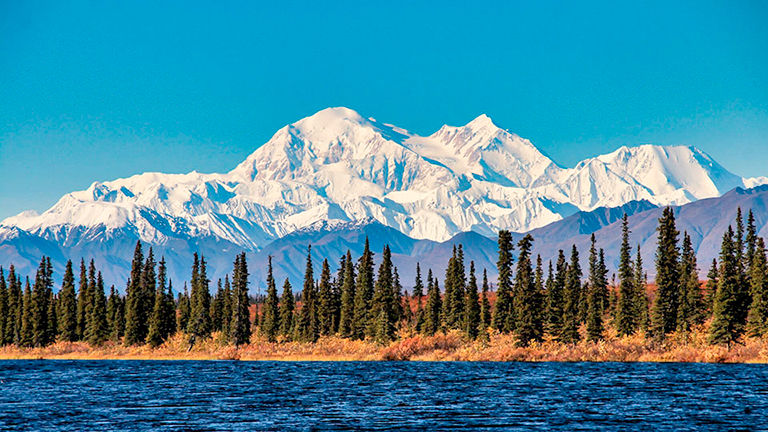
616;215;639;336
85;272;108;346
0;268;6;345
188;253;212;340
316;258;335;336
370;245;396;341
392;266;404;325
709;226;744;346
546;251;567;338
733;208;751;327
76;259;88;340
177;284;191;333
338;251;356;337
586;236;607;342
678;232;705;334
278;278;295;338
412;263;425;332
634;246;650;334
514;235;543;346
423;270;442;335
19;278;33;347
3;267;19;346
57;260;78;342
561;245;582;343
492;230;515;333
745;209;757;271
295;246;318;342
650;207;680;340
352;238;374;339
747;237;768;337
31;257;54;347
220;276;232;337
480;269;491;331
106;286;123;342
124;241;148;345
705;259;719;313
147;257;174;346
464;262;481;339
210;279;224;333
230;253;252;345
260;256;280;342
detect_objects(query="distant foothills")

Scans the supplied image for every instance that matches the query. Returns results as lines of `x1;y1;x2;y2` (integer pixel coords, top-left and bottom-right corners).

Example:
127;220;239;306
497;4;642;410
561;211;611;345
0;205;766;362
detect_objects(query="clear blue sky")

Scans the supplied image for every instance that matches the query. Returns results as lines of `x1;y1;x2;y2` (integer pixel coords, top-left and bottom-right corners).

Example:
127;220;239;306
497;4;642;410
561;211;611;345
1;0;767;219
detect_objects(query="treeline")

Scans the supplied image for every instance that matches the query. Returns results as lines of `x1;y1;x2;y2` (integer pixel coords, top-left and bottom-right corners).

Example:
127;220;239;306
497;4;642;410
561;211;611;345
0;208;766;349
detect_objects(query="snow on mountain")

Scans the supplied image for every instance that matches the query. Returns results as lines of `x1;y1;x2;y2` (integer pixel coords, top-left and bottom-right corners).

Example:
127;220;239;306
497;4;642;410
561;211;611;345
1;106;765;286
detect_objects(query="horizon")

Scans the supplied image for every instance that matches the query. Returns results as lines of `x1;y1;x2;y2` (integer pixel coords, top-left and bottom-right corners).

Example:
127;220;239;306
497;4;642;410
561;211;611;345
2;1;768;219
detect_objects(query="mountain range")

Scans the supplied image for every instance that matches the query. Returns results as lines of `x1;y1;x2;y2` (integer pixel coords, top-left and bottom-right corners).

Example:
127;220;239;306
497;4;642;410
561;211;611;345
1;107;766;290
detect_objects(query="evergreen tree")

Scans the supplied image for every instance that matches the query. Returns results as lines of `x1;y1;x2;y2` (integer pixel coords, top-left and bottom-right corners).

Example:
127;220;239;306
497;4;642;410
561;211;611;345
260;256;280;342
220;276;232;337
747;237;768;337
76;259;88;340
278;278;295;338
177;283;191;333
561;245;582;343
316;258;335;336
678;232;705;334
480;269;491;331
733;208;751;327
147;257;175;346
124;241;149;345
634;246;650;334
210;279;224;333
650;207;680;340
412;263;425;332
392;266;404;325
31;257;54;347
230;253;252;345
616;215;640;336
19;278;33;347
464;262;481;339
295;246;318;342
423;270;442;335
352;238;374;339
9;268;22;345
586;236;607;342
492;230;515;333
709;226;745;346
370;245;396;342
57;260;78;342
546;251;567;338
745;209;757;271
85;272;108;346
443;245;466;330
0;268;6;345
705;259;719;313
338;251;356;337
106;285;123;343
514;235;543;345
188;253;212;340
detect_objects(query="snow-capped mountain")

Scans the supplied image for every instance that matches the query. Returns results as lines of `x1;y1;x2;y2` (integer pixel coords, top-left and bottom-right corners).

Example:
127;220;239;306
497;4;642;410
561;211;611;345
2;107;760;251
1;106;766;288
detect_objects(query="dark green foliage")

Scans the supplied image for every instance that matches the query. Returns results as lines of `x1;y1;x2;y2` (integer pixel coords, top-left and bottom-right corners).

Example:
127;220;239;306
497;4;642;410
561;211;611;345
188;253;212;340
412;263;425;332
177;284;191;333
220;276;233;337
278;278;295;338
705;259;719;312
514;235;543;346
733;208;751;327
480;269;491;331
147;257;176;347
19;278;33;347
85;272;108;346
0;268;7;345
316;258;336;336
295;246;318;342
260;256;280;342
124;242;152;345
422;270;442;335
561;245;582;343
709;226;745;346
677;232;705;334
650;207;680;340
464;262;481;340
634;246;650;334
230;253;251;345
370;246;396;342
210;279;224;333
352;238;374;339
443;245;466;330
492;230;515;333
586;236;608;341
7;267;21;345
546;251;567;338
31;257;55;347
338;251;356;337
747;237;768;337
106;285;124;343
616;215;640;336
76;260;88;341
57;260;78;342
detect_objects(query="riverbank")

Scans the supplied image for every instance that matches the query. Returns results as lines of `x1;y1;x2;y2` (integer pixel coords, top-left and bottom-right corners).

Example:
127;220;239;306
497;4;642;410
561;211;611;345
2;329;767;362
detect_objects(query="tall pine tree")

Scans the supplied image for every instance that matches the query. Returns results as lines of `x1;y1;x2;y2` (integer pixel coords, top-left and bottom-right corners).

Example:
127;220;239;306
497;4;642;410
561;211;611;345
650;207;680;340
492;230;515;333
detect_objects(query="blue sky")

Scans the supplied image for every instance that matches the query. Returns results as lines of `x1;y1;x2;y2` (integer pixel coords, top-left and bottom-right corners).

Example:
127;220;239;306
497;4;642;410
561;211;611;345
1;0;767;219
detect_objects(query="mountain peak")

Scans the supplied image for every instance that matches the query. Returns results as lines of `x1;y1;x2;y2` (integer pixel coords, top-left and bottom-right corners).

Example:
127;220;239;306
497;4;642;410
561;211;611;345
464;113;497;130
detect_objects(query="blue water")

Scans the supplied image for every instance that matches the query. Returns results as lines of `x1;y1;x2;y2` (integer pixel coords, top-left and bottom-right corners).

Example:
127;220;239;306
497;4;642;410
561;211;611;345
1;361;766;431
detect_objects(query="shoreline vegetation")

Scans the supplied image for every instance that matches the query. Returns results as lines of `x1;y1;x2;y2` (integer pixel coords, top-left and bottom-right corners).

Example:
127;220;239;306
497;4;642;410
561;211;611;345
1;207;767;363
2;330;767;362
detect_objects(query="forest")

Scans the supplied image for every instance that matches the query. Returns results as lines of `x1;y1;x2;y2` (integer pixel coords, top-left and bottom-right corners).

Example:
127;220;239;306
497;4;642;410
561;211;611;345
0;207;766;359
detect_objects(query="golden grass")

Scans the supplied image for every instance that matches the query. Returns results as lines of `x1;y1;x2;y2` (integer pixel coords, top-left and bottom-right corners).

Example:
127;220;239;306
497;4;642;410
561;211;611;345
1;327;767;362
